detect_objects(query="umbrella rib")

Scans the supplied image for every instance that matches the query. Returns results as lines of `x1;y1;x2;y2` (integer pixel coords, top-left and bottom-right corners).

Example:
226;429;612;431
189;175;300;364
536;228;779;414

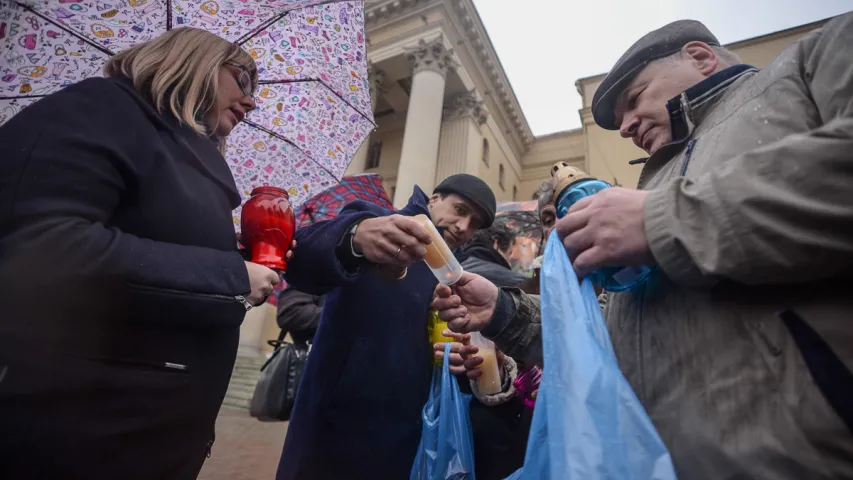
167;0;172;30
14;1;114;57
0;94;49;101
242;119;344;185
235;10;292;46
257;79;375;125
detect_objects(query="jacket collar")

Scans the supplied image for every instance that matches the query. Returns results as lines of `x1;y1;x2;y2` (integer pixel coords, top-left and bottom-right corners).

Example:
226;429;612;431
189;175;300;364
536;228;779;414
667;64;758;143
399;186;459;241
398;185;431;217
109;76;242;207
459;242;512;269
634;64;758;172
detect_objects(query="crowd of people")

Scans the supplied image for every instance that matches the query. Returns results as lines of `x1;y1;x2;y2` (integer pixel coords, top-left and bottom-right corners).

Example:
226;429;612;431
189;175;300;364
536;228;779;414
0;10;851;480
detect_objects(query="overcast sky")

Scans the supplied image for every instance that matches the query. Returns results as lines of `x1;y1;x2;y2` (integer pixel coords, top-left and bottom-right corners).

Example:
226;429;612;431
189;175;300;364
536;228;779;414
472;0;853;136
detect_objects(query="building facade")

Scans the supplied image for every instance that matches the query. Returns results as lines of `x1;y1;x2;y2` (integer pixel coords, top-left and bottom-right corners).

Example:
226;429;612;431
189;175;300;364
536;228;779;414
348;0;830;201
236;1;831;357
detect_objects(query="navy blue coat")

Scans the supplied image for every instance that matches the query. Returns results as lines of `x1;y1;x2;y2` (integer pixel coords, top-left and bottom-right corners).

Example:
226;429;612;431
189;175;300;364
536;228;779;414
277;188;437;480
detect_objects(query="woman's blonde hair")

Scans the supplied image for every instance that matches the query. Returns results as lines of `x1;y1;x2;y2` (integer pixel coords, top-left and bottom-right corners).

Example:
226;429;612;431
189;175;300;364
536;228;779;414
104;28;258;135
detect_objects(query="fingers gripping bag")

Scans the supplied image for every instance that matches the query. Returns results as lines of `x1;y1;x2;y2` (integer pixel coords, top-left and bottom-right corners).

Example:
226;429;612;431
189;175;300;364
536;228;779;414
506;232;677;480
410;343;476;480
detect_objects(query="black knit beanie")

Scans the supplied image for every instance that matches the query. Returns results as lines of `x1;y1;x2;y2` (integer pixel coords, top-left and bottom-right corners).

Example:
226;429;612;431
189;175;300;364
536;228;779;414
433;174;496;228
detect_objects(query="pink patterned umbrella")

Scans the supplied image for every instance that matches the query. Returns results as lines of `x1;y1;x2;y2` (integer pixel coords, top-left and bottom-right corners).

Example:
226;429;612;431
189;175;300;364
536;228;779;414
0;0;374;229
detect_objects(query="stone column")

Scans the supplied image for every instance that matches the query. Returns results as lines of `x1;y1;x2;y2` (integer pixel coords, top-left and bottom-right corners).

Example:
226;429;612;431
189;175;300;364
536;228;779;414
393;38;455;207
346;66;386;175
237;303;277;358
435;90;488;183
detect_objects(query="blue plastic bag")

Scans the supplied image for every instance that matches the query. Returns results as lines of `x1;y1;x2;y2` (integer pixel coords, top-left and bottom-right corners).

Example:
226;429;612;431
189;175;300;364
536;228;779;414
410;343;476;480
507;232;677;480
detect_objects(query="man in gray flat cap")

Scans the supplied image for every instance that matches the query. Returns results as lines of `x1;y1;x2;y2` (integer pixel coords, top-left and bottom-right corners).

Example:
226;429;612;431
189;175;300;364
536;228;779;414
433;13;853;478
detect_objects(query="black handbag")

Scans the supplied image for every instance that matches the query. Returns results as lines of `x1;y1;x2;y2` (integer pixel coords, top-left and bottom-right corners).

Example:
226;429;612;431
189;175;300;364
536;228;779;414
249;330;309;422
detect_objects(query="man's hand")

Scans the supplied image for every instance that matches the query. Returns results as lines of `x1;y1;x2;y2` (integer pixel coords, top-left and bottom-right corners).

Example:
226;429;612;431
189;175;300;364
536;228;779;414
433;331;478;376
432;272;498;333
353;215;431;267
555;187;654;277
433;330;506;380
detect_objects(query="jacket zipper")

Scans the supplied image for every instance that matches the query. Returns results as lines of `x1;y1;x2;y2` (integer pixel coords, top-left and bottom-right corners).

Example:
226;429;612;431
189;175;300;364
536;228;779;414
127;283;253;310
680;139;698;176
206;432;215;458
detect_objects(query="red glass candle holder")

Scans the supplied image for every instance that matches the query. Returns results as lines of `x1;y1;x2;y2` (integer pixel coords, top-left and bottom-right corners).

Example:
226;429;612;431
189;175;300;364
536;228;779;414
240;186;295;272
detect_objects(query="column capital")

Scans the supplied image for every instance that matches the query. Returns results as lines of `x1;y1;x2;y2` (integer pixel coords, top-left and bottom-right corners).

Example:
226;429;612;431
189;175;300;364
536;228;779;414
443;90;488;125
405;37;456;77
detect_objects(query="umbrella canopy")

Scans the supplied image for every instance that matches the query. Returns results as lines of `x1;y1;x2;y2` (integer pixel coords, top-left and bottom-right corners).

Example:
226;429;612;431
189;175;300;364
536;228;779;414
0;0;374;228
495;200;540;236
295;173;392;228
495;199;538;213
495;200;543;273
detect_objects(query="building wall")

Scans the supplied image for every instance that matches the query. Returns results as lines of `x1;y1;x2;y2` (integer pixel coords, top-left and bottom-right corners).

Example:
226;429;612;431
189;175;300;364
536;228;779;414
574;19;828;189
478;126;521;202
362;127;404;198
517;129;585;200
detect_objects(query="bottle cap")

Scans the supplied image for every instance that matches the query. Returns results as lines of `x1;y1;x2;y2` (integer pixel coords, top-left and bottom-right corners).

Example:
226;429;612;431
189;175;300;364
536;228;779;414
550;162;594;197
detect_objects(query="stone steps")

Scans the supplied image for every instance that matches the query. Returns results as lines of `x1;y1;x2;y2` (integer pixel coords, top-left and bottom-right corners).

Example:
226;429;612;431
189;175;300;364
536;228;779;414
223;352;267;410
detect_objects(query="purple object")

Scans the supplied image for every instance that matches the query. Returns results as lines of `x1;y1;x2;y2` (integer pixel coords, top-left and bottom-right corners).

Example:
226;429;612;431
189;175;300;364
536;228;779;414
514;365;542;409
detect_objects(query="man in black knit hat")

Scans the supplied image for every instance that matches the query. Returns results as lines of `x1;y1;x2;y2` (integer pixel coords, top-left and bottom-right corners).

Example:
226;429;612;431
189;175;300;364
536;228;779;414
277;174;496;480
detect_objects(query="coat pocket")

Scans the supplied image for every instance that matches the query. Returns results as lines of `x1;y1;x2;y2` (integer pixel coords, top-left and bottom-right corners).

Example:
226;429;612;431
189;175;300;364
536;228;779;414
126;282;250;328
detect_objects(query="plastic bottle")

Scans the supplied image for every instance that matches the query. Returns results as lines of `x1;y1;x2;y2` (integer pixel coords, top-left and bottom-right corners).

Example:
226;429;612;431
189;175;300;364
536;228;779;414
469;332;502;395
428;309;456;365
551;162;653;292
414;214;464;285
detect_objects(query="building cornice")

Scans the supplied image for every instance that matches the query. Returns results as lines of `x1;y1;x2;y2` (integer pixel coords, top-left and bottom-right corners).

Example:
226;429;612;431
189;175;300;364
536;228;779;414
447;0;534;148
364;0;533;152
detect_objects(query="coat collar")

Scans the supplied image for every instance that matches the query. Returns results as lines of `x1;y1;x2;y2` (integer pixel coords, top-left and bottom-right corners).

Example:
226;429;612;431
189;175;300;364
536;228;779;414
399;186;457;239
634;64;758;178
667;64;758;143
398;185;431;217
108;76;242;207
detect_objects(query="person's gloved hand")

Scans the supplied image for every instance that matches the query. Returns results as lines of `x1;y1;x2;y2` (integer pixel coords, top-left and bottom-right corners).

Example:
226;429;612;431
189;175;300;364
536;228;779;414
431;271;498;333
433;330;505;380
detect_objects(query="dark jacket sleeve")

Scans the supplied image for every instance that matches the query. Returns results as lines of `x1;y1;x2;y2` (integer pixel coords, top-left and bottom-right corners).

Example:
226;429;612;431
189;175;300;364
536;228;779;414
482;288;543;367
277;287;322;333
285;200;387;295
0;79;249;296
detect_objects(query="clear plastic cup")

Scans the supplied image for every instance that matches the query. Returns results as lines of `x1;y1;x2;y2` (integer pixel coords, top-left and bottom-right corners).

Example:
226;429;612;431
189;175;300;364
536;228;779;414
469;332;502;395
414;214;463;285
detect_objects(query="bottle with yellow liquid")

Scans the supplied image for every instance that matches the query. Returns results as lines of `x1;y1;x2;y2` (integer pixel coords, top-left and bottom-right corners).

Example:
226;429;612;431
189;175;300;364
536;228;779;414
414;214;464;285
427;309;455;365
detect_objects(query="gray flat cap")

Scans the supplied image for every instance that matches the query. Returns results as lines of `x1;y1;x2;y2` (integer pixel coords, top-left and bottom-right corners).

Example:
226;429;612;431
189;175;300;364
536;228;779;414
592;20;720;130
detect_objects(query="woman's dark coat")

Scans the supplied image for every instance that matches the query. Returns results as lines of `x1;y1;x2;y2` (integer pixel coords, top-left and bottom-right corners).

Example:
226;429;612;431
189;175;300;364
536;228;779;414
0;77;251;479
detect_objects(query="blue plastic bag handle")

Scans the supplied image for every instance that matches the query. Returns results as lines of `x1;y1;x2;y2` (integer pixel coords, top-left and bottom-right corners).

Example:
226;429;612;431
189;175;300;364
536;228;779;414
410;343;476;480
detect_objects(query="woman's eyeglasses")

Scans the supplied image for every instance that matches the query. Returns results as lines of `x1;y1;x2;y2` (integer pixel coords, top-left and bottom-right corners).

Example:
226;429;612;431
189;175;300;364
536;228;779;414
226;62;254;98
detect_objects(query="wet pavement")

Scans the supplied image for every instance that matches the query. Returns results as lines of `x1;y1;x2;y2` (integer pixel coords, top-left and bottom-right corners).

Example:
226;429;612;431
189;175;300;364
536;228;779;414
198;407;288;480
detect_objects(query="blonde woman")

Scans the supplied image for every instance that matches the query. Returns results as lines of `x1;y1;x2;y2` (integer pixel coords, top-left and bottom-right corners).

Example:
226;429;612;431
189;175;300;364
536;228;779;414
0;28;281;478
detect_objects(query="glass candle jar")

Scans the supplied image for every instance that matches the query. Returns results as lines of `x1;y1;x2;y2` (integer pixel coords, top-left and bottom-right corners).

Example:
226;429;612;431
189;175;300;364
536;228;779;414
240;186;295;272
